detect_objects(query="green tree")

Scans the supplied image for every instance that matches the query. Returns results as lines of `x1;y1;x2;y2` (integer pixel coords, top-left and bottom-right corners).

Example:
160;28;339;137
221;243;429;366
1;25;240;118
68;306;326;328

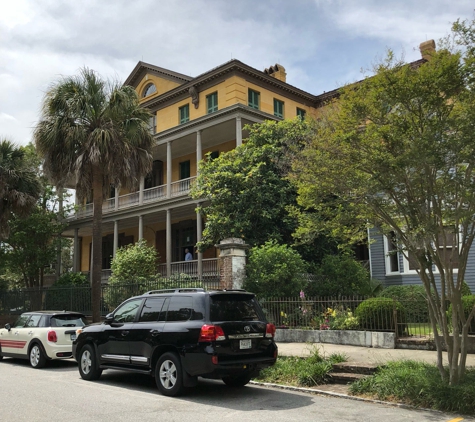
192;118;338;261
0;139;41;239
4;196;67;289
34;68;154;322
291;20;475;384
244;241;307;298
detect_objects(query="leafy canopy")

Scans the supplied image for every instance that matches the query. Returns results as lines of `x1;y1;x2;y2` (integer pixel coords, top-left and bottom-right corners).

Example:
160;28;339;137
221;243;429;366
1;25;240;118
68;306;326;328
291;18;475;384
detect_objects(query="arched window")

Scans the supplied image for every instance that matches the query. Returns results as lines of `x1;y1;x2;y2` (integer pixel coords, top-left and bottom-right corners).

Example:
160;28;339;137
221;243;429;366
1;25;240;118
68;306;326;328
142;83;157;97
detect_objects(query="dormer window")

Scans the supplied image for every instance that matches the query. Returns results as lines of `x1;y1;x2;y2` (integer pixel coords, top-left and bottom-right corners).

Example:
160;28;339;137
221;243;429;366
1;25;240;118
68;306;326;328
142;83;157;98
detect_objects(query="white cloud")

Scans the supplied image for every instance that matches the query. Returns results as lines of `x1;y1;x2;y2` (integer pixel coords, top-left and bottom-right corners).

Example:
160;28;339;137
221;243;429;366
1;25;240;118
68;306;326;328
1;0;474;145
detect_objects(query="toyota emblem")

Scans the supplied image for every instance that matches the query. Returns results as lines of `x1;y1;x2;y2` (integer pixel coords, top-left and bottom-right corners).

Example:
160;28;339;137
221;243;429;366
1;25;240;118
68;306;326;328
244;326;251;332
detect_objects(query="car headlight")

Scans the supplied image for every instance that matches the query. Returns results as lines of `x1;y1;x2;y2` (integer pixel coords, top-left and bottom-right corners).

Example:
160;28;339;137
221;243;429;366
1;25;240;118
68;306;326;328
75;328;83;337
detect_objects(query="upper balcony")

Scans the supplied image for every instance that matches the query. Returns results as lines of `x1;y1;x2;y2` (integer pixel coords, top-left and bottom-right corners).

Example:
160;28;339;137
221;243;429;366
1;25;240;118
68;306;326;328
66;176;196;220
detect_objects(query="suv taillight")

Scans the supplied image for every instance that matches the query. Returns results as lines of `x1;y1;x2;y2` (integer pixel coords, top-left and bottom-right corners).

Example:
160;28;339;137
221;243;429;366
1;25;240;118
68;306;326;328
199;324;226;342
47;330;57;343
265;323;276;338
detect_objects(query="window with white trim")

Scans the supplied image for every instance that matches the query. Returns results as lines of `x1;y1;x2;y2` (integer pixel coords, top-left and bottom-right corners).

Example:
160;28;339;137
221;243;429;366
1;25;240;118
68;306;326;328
384;231;400;274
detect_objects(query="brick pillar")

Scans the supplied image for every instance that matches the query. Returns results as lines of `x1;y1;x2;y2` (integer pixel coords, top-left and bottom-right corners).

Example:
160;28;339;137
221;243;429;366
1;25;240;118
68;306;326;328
216;238;249;290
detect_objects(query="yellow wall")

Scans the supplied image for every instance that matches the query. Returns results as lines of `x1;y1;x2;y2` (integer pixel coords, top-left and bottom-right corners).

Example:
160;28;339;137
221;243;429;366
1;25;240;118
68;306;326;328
138;73;318;133
137;74;182;101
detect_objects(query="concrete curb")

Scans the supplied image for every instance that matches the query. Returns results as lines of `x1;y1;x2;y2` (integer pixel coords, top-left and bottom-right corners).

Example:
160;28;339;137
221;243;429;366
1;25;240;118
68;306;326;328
249;380;444;415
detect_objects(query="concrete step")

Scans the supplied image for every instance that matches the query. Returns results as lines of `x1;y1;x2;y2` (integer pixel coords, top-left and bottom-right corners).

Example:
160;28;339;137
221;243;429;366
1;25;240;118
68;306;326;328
332;362;379;375
329;372;369;384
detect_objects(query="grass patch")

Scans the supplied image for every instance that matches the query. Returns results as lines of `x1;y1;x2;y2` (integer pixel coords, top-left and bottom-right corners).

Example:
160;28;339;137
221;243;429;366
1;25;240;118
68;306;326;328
406;323;433;336
349;360;475;415
256;346;347;387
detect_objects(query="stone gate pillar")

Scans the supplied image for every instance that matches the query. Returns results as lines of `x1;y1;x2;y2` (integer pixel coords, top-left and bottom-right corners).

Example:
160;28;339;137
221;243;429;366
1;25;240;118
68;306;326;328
216;238;249;290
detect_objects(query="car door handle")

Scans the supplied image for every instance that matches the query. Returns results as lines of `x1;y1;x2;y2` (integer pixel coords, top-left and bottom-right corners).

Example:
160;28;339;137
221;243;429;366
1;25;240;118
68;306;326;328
121;331;129;336
150;330;161;337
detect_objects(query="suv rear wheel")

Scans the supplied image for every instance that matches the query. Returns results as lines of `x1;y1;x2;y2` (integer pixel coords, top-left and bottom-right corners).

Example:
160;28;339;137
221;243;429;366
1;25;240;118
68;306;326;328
78;344;103;381
155;352;184;396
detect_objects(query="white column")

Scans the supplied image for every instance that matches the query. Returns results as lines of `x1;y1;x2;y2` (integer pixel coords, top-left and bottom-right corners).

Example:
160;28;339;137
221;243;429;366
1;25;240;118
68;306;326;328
197;206;203;279
236;116;242;147
166;209;172;277
139;176;144;205
73;228;79;272
113;221;119;258
139;215;144;240
114;187;119;211
167;141;172;198
196;130;202;176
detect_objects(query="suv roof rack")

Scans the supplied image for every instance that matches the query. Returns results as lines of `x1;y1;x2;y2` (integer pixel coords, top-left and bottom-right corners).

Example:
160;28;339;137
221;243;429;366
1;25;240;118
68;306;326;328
145;288;206;295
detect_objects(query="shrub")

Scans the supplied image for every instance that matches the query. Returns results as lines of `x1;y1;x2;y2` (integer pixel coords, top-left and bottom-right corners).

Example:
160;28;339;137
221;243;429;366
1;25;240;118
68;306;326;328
306;254;370;297
350;360;475;415
109;239;159;283
448;295;475;334
355;297;406;333
461;281;472;296
54;272;89;286
379;285;429;323
244;241;307;298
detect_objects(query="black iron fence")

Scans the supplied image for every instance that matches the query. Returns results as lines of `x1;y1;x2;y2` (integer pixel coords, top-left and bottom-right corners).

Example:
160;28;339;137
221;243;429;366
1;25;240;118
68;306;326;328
0;284;433;338
0;276;221;316
259;296;433;338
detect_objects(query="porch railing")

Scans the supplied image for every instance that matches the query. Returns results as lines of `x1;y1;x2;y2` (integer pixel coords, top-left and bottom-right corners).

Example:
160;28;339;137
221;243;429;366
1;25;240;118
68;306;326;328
157;258;219;280
66;176;196;219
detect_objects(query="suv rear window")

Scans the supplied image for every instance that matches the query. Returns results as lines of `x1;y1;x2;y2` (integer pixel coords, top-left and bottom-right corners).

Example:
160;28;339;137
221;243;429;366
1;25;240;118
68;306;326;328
51;315;87;327
210;294;263;322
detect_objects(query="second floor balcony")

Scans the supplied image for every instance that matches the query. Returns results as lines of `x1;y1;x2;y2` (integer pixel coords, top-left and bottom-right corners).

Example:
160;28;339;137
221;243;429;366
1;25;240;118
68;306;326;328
68;176;196;220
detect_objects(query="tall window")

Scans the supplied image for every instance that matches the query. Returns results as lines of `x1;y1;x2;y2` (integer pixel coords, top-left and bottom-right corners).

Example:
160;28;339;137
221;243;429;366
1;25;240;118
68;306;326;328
438;228;459;269
385;231;400;274
274;99;284;118
296;107;306;119
148;114;156;134
179;160;190;179
248;89;260;110
179;104;190;124
206;92;218;114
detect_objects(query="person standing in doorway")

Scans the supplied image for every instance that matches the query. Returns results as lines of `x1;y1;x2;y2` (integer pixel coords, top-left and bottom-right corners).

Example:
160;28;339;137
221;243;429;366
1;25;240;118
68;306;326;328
184;248;193;261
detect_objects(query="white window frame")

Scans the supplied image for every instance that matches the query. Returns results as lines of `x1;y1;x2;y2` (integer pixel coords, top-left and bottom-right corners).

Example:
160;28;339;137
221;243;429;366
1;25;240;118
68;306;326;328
383;233;400;275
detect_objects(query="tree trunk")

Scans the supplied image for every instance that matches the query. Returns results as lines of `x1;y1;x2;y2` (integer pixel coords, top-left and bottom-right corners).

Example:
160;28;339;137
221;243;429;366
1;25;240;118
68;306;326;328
91;165;104;322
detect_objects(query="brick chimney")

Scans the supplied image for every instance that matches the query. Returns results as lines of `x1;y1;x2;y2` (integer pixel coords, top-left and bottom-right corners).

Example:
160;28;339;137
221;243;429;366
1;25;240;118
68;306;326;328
419;40;436;61
264;64;287;82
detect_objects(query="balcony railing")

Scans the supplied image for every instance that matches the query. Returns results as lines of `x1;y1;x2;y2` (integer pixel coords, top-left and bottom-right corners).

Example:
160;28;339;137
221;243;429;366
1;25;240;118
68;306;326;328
158;258;219;280
67;177;196;219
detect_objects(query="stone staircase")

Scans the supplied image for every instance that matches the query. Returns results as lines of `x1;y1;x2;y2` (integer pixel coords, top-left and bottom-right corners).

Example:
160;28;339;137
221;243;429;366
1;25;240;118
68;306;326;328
329;362;380;384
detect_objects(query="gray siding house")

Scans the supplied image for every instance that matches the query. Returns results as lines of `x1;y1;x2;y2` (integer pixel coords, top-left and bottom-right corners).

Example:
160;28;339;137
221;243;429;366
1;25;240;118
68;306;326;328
368;228;475;293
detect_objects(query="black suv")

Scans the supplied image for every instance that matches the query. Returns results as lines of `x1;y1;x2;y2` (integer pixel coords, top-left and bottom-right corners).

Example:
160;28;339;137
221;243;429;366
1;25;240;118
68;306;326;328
72;288;277;396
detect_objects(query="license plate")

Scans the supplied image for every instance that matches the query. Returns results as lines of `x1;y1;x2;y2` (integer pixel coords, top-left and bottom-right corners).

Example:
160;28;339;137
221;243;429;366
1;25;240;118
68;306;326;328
240;339;251;349
70;334;76;341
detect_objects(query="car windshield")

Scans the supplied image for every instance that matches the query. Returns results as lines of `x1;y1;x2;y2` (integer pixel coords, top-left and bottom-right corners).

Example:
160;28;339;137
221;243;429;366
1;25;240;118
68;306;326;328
210;295;263;322
51;315;87;327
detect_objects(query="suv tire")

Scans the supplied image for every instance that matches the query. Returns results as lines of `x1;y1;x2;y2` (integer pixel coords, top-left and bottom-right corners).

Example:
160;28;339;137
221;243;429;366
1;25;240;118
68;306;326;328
222;373;252;388
29;343;47;369
79;344;103;381
155;352;184;396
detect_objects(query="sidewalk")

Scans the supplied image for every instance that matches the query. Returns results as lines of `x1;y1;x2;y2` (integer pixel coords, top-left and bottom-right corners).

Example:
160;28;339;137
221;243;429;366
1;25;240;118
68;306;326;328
276;341;475;367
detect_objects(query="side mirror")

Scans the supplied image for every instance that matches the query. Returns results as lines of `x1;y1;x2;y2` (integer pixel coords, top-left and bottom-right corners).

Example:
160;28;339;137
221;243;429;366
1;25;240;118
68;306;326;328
5;323;11;331
104;313;114;324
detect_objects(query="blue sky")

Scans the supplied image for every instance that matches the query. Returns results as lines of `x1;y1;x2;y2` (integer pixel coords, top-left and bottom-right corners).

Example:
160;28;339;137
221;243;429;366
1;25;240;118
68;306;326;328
1;0;473;146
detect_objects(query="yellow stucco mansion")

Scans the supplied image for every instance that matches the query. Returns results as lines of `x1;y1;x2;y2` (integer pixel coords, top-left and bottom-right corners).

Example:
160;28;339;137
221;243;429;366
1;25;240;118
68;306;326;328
63;58;340;281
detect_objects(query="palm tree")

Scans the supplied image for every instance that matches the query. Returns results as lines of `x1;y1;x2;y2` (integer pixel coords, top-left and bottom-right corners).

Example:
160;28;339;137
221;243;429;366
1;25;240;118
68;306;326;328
0;139;41;239
34;68;153;322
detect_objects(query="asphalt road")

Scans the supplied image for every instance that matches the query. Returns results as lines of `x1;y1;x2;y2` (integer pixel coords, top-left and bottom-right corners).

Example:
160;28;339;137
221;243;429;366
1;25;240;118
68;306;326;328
0;357;472;422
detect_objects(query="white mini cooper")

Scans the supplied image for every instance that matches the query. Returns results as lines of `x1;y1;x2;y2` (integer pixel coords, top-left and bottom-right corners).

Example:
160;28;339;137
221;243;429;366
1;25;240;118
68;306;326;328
0;311;87;368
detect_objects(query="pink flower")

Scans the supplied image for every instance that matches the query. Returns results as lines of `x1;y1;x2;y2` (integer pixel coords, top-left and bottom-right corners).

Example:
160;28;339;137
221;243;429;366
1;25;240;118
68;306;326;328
300;290;305;299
